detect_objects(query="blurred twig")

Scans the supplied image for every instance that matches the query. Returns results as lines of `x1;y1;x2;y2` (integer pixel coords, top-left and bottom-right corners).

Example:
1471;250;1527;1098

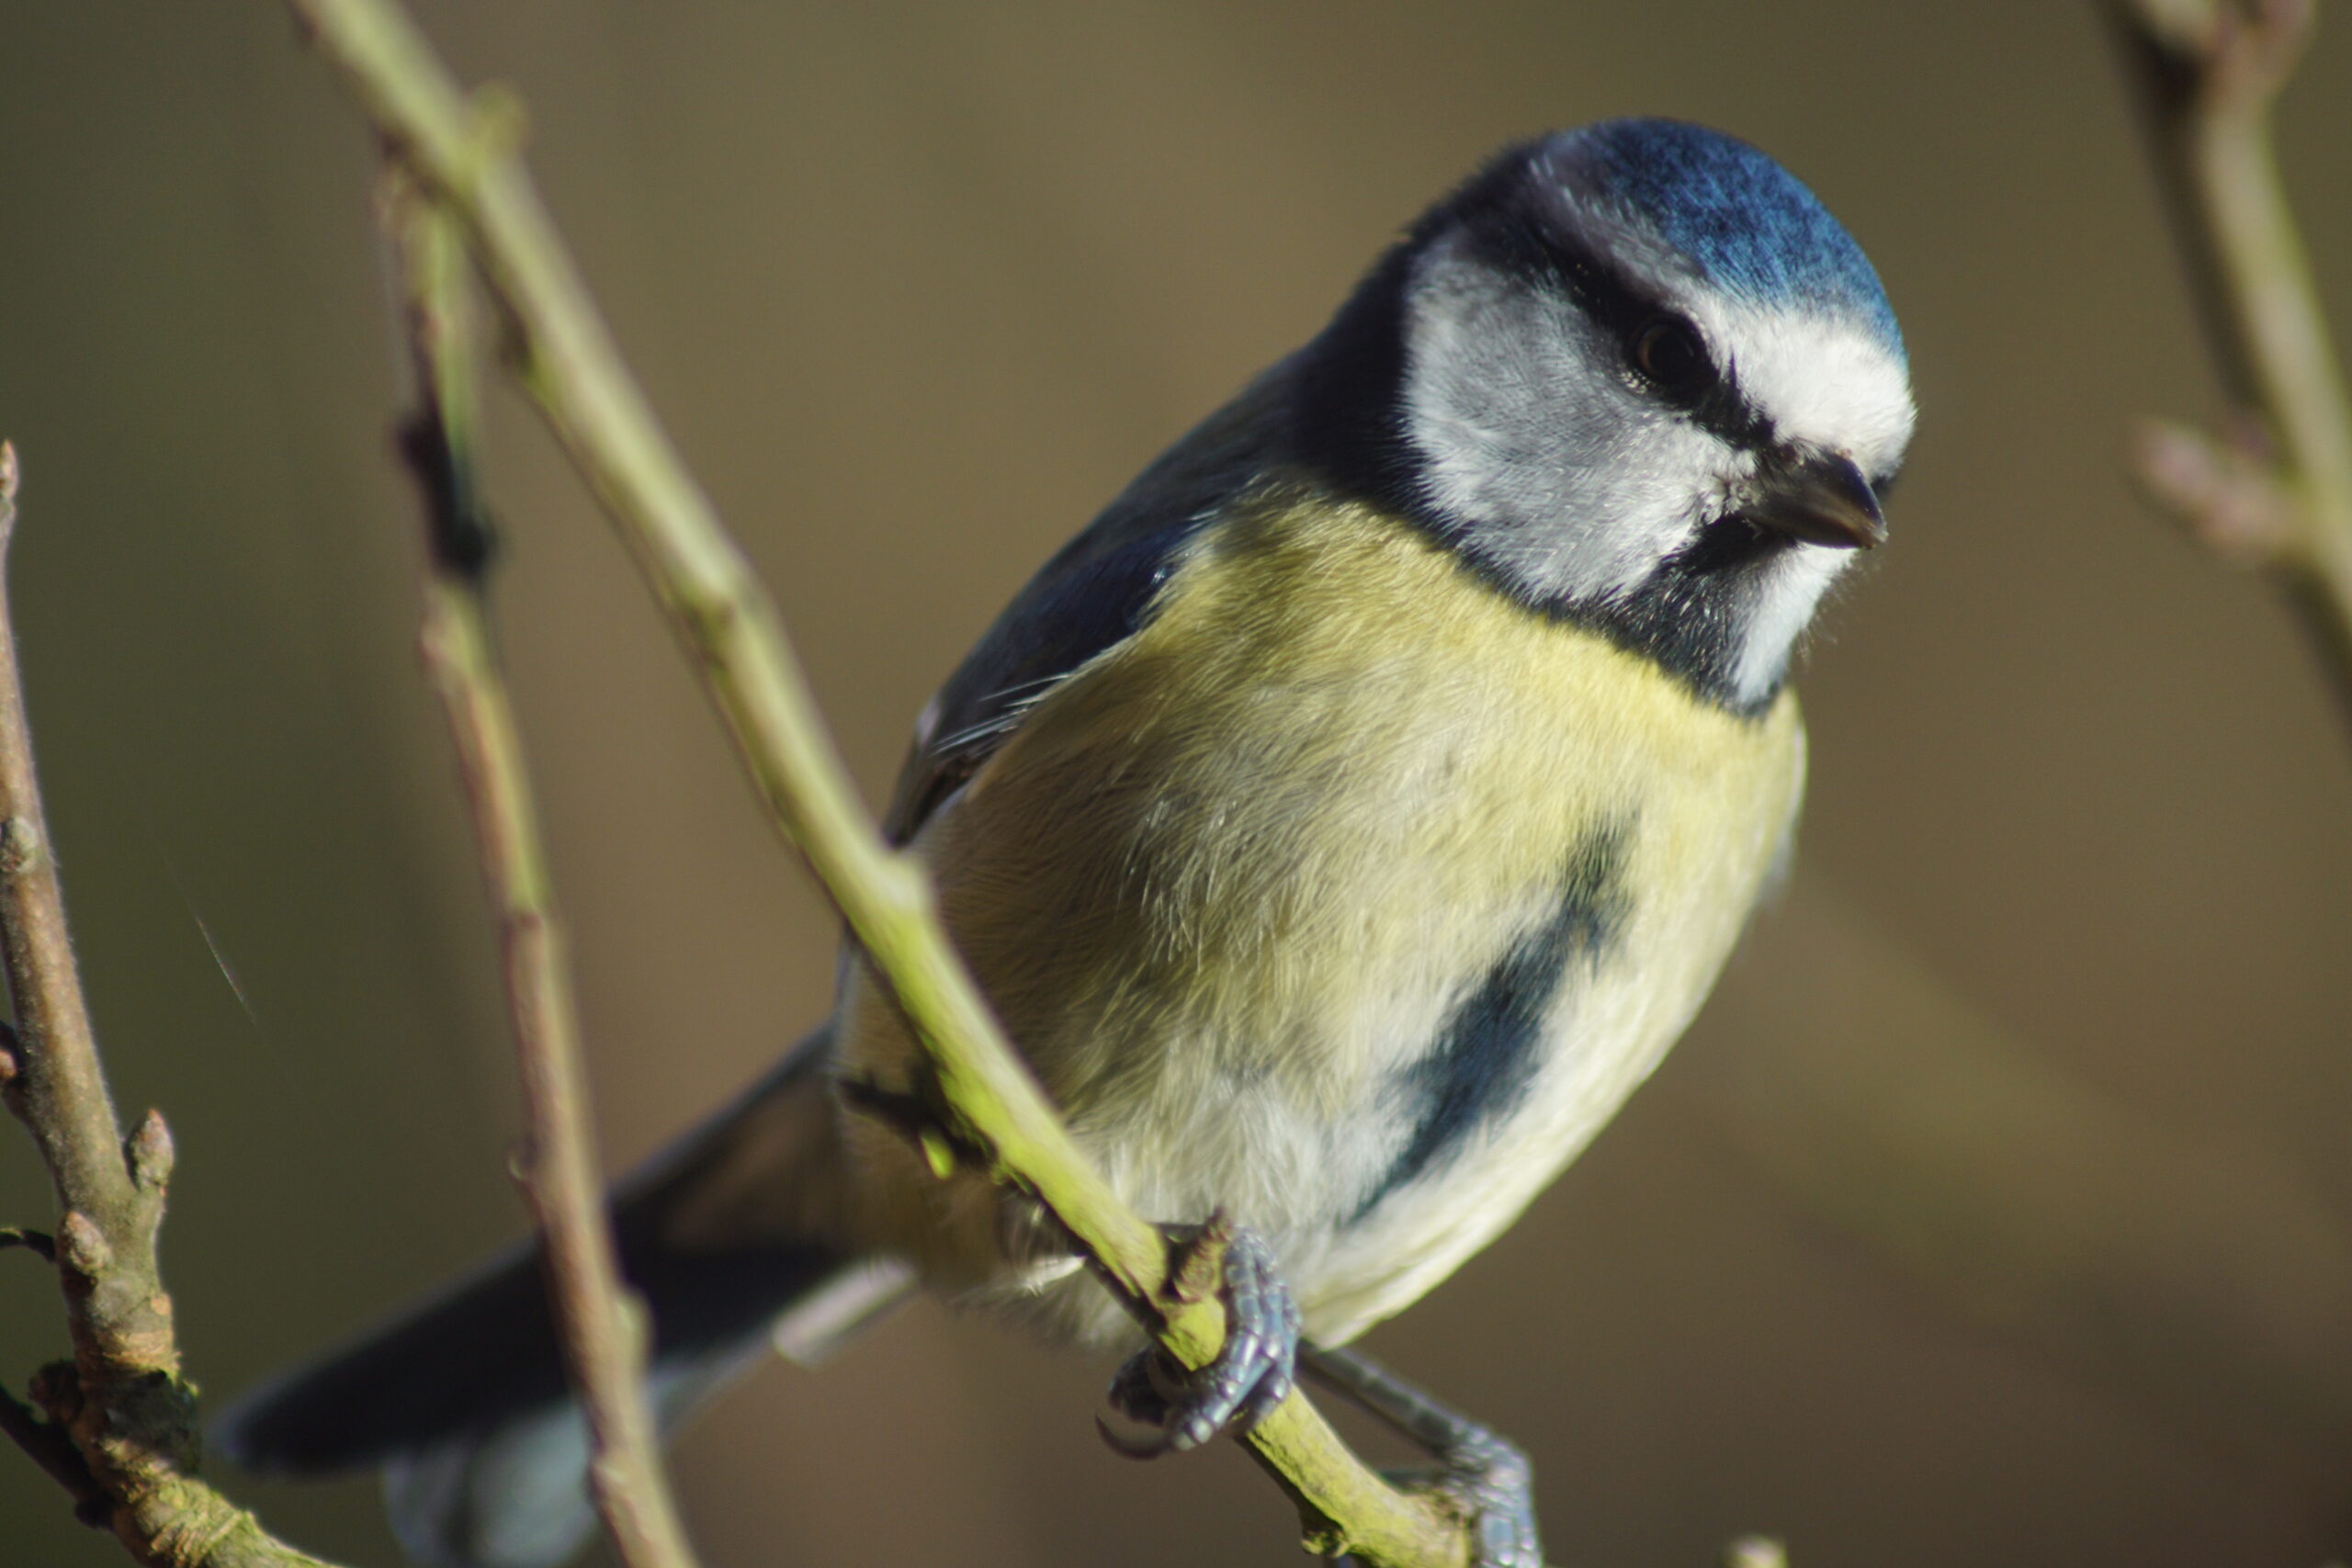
1689;0;2352;1467
1721;1538;1789;1568
390;180;702;1568
278;0;1478;1562
2106;0;2352;711
0;447;340;1567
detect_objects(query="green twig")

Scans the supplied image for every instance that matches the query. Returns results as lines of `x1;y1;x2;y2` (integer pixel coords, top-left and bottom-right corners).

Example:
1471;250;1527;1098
390;181;704;1568
278;0;1473;1561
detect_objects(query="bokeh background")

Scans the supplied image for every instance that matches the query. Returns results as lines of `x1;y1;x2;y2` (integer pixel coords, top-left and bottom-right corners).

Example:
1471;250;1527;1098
5;3;2352;1564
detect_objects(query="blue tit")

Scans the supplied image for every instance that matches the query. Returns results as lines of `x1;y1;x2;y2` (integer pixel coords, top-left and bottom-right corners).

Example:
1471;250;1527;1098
218;117;1912;1568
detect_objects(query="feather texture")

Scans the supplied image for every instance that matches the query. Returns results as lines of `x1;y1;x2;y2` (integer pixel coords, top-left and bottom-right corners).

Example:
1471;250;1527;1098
837;483;1804;1346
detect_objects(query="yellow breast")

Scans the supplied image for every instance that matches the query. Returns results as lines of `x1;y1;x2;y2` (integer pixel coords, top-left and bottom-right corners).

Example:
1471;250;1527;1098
839;488;1805;1339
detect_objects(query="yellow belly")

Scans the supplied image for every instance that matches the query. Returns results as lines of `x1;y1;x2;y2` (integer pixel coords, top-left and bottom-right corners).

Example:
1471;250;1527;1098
837;488;1805;1344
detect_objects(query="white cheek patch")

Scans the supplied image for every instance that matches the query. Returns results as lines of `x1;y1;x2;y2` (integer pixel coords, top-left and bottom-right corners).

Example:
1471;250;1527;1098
1731;542;1850;706
1389;240;1906;705
1402;241;1720;604
1685;299;1916;478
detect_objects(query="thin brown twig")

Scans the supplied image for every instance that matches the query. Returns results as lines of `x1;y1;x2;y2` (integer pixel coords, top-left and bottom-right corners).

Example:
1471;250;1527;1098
0;446;341;1567
0;1222;59;1261
276;0;1476;1562
0;1377;107;1525
2107;0;2352;712
389;180;702;1568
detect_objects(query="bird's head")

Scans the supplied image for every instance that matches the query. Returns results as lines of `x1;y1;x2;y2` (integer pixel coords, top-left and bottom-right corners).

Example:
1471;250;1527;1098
1294;118;1915;711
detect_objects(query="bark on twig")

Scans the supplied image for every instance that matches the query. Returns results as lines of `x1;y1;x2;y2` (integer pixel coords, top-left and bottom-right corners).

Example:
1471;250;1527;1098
278;0;1478;1561
389;180;703;1568
2107;0;2352;713
0;446;342;1567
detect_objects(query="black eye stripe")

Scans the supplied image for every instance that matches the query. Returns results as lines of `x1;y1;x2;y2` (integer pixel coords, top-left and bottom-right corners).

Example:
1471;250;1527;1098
1464;205;1774;450
1684;361;1773;449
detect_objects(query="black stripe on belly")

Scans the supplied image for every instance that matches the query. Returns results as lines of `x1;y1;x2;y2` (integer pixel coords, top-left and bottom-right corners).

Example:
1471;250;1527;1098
1351;820;1632;1222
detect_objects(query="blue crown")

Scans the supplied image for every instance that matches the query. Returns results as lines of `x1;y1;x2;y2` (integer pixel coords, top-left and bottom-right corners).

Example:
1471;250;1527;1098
1563;118;1902;357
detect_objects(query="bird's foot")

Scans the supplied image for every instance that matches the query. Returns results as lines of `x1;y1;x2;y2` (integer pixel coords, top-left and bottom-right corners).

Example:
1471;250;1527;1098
1100;1219;1300;1457
1303;1343;1543;1568
1387;1427;1542;1568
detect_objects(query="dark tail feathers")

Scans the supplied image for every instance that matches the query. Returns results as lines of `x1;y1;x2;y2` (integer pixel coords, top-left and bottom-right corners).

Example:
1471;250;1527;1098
214;1032;909;1568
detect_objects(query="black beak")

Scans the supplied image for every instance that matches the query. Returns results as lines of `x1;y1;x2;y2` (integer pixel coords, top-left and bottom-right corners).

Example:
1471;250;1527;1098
1738;450;1887;550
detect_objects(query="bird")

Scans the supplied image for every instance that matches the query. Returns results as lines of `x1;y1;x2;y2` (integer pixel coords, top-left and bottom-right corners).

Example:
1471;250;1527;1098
217;117;1913;1568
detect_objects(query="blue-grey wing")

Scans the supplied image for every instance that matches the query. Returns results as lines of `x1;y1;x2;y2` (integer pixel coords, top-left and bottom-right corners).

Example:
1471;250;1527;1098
882;367;1290;843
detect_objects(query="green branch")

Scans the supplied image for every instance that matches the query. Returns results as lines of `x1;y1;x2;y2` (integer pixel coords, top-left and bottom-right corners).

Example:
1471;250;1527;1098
277;0;1474;1562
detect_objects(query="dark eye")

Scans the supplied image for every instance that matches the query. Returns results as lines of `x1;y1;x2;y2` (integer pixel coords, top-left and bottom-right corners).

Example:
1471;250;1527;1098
1630;317;1713;400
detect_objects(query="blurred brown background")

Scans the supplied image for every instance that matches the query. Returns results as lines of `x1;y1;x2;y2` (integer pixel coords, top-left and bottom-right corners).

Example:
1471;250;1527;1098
5;3;2352;1564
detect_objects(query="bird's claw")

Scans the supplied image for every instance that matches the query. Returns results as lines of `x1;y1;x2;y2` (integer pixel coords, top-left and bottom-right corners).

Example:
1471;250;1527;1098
1302;1343;1543;1568
1385;1427;1542;1568
1099;1222;1300;1457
